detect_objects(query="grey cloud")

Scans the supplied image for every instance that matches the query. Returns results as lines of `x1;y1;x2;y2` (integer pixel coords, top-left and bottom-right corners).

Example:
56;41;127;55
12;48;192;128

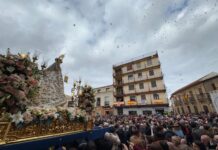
0;0;218;96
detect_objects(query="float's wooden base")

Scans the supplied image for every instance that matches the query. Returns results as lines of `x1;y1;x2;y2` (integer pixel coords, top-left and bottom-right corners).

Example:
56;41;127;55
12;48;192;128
0;120;93;144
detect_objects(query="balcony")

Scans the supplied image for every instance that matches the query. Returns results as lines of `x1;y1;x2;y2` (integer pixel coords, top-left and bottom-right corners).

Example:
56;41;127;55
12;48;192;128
196;93;211;103
189;96;196;104
146;61;161;69
113;82;123;87
147;73;163;80
114;92;124;97
123;74;164;85
183;99;189;105
178;100;183;105
113;73;122;78
113;101;125;107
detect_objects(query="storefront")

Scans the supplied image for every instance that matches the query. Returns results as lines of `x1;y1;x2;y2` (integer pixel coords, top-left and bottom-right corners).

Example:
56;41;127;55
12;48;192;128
114;104;169;115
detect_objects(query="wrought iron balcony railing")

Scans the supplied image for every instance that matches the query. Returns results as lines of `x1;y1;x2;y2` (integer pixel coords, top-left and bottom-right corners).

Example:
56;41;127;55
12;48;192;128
196;93;211;103
189;96;196;104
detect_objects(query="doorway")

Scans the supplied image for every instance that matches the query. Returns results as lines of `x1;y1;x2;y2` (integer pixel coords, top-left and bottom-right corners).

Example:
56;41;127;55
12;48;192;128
203;105;209;113
156;109;164;115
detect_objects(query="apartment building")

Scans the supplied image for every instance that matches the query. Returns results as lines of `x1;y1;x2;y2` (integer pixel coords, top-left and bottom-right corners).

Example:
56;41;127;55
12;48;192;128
113;52;169;115
171;72;218;114
94;85;114;116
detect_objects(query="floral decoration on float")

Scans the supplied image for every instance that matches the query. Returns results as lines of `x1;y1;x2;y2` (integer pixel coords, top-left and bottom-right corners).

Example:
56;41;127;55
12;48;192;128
0;50;92;144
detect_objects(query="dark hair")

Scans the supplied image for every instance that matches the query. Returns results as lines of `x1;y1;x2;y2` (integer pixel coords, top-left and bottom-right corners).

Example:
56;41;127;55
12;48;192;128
156;126;164;133
116;128;127;144
110;127;116;133
159;141;169;150
87;140;96;150
190;122;197;128
131;126;140;136
193;141;206;150
95;138;112;150
154;132;165;141
204;125;210;130
146;136;154;144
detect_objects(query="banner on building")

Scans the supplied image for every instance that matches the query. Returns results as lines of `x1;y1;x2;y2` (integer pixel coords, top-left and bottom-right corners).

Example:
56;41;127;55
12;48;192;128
209;90;218;113
113;102;125;107
127;101;137;105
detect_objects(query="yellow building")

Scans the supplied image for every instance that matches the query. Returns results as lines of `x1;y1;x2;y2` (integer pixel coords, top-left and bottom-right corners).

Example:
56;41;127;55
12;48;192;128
113;52;169;115
94;85;114;116
171;72;218;114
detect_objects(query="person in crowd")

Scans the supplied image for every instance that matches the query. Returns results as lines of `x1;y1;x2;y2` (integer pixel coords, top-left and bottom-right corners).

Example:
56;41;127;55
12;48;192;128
51;113;218;150
171;136;181;147
164;125;176;142
192;141;206;150
104;131;121;150
201;135;211;150
173;123;185;138
129;125;147;150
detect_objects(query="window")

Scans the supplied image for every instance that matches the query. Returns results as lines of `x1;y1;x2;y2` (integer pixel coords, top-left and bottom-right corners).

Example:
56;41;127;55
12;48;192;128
106;88;110;91
189;91;194;96
187;106;191;113
178;95;183;104
199;88;203;95
181;107;185;114
129;84;134;90
141;94;146;104
194;106;198;114
143;110;152;115
203;105;209;113
118;108;123;115
104;101;110;107
141;94;146;100
128;74;134;80
127;64;132;71
151;80;157;87
153;93;159;100
139;83;144;89
104;96;110;107
105;111;110;115
147;57;152;66
138;72;142;78
137;63;141;69
117;88;123;94
177;108;180;114
130;95;136;101
96;98;101;106
129;111;137;115
212;83;216;90
117;80;122;85
149;70;154;76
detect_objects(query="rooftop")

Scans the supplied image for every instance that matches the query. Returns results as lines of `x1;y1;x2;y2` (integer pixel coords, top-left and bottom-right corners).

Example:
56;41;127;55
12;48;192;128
113;51;157;67
171;72;218;96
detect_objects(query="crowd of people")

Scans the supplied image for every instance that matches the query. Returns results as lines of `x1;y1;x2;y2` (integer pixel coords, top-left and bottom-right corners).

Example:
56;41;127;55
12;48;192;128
53;113;218;150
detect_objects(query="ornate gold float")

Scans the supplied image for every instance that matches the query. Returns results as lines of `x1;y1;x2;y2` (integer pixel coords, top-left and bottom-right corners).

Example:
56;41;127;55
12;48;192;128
0;118;93;144
0;51;95;145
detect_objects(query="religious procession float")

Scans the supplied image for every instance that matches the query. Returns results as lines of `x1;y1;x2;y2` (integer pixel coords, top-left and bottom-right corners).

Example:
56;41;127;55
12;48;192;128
0;49;95;145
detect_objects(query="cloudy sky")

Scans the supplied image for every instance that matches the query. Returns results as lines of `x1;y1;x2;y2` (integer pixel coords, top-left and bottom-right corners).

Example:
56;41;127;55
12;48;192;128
0;0;218;97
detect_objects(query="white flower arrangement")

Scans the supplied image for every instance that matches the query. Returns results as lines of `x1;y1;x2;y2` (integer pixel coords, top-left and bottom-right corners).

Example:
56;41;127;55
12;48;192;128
8;106;86;127
10;112;24;125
